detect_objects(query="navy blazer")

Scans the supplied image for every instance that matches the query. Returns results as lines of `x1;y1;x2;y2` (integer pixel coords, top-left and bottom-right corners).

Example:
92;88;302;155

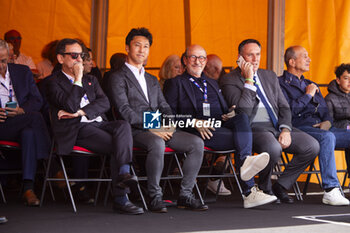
8;63;43;112
163;72;228;121
47;71;109;155
279;70;332;127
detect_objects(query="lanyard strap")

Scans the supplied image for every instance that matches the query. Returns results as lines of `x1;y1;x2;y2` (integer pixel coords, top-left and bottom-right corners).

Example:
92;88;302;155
0;80;13;102
189;77;208;102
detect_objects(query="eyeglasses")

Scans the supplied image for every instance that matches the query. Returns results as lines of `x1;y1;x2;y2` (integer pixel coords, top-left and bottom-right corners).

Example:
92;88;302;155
61;52;86;60
187;55;207;63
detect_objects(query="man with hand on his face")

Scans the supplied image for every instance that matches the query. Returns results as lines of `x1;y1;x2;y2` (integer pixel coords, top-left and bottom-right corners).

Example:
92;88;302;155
46;38;143;214
0;39;50;206
108;28;208;213
279;46;350;206
220;39;319;204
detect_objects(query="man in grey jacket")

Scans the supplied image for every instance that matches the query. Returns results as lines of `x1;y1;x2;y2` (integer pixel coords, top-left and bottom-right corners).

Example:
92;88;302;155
219;39;319;204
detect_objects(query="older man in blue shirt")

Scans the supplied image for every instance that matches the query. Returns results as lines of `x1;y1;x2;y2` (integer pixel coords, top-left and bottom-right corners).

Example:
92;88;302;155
279;45;350;206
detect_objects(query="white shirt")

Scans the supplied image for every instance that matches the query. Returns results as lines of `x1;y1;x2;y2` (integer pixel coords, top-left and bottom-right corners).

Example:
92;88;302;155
15;53;36;70
62;71;102;123
0;67;18;108
244;73;277;123
125;62;149;102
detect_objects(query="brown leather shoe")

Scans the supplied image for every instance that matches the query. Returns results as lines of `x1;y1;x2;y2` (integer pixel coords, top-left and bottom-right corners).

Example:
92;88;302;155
23;189;40;206
54;171;67;188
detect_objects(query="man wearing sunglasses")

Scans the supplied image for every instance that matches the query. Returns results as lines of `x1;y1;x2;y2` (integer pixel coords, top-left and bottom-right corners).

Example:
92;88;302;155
46;38;144;214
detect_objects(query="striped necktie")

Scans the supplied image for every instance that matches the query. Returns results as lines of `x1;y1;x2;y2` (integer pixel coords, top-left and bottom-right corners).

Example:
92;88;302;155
254;75;278;129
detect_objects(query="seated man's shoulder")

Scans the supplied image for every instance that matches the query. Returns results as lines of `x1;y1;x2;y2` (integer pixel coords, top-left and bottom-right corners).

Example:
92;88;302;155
8;63;31;73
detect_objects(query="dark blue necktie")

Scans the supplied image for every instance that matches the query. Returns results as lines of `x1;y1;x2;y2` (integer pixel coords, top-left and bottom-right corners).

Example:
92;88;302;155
254;75;278;129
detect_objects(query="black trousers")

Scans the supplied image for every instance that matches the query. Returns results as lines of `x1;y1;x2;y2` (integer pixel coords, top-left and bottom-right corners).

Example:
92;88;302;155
72;120;133;196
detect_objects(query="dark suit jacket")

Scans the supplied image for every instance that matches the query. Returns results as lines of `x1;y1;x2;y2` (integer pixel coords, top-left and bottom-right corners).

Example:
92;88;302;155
163;72;228;121
279;70;332;128
219;67;292;129
46;71;110;154
107;64;172;136
8;63;43;112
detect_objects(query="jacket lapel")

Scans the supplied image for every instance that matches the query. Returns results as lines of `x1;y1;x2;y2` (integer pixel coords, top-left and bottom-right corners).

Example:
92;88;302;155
123;66;149;103
181;75;197;109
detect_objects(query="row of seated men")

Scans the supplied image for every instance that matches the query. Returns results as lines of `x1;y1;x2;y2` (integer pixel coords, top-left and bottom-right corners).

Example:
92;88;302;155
1;27;350;216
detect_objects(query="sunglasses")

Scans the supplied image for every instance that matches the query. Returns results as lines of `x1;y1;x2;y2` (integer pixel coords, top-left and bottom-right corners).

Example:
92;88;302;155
61;52;86;59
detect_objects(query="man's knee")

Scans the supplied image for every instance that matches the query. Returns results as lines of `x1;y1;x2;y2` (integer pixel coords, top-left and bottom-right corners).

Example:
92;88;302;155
320;131;336;145
146;136;166;158
261;143;282;164
113;120;132;134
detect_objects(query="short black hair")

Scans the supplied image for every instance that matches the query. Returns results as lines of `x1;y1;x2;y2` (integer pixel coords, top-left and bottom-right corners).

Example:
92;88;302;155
56;38;81;55
238;39;261;54
284;46;297;67
335;63;350;79
125;27;153;46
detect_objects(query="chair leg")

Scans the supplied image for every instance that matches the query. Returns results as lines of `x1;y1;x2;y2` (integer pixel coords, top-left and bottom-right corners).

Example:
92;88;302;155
59;156;77;213
94;155;107;206
202;153;217;199
130;165;148;211
40;145;55;207
0;182;6;204
228;156;244;199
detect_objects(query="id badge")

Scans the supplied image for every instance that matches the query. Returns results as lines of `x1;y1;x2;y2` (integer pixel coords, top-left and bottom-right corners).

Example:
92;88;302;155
203;102;210;117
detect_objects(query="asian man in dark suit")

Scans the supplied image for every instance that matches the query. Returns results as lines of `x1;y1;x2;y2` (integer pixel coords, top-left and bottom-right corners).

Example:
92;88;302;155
219;39;319;203
0;39;50;206
46;38;143;215
107;28;208;213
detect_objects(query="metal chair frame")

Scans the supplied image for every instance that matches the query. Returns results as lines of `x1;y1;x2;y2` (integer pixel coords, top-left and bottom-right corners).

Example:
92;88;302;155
198;148;244;201
40;140;110;213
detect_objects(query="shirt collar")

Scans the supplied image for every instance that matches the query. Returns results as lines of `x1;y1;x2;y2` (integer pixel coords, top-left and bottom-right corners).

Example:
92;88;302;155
125;62;145;76
62;70;75;83
0;66;10;82
283;70;306;83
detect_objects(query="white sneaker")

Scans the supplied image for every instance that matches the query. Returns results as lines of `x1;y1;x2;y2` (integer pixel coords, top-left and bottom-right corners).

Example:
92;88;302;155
240;152;270;181
243;186;277;208
322;188;350;206
207;179;231;196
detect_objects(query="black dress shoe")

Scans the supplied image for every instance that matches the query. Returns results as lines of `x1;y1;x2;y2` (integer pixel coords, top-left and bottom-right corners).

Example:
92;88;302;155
113;201;144;215
149;196;167;213
272;183;294;204
71;185;94;204
177;194;208;211
116;173;138;189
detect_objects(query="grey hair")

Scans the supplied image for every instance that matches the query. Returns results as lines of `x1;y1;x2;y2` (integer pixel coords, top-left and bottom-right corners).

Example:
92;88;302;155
0;39;9;54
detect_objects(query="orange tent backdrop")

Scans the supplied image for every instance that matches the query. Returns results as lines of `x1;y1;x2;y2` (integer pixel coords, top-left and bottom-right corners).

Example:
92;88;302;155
0;0;91;65
107;0;268;73
285;0;350;85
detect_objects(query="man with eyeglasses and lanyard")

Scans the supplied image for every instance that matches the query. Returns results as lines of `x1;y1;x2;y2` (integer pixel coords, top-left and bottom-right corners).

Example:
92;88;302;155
0;39;51;206
163;44;277;208
46;38;144;214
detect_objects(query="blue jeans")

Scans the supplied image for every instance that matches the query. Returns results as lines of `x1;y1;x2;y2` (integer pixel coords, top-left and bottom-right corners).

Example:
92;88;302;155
298;126;350;189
